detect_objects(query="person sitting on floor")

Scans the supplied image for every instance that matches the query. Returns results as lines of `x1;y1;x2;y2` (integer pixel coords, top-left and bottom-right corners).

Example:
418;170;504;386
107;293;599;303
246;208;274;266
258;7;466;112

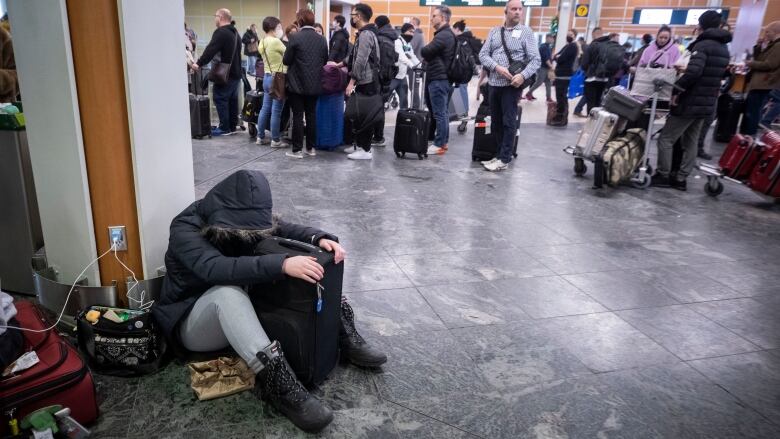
152;170;386;433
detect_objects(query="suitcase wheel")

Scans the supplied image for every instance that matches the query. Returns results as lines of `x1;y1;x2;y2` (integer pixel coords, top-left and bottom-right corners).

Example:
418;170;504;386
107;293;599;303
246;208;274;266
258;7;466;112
418;153;425;160
395;151;403;158
632;173;652;189
457;121;468;134
248;123;258;139
704;178;724;197
574;158;587;176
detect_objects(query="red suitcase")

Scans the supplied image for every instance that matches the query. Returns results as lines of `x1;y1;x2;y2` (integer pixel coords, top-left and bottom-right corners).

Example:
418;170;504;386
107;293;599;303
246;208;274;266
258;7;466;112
0;302;99;434
747;131;780;198
718;134;765;180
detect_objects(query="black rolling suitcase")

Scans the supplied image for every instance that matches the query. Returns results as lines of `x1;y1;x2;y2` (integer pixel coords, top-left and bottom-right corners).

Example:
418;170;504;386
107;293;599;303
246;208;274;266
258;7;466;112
393;67;429;159
250;237;343;386
471;96;520;162
242;89;263;138
714;93;745;142
189;71;211;139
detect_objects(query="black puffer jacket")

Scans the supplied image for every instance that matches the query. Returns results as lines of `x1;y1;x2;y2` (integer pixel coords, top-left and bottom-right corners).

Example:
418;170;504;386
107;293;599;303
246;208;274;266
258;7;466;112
672;28;732;118
152;170;337;341
420;24;455;82
283;27;329;95
197;24;243;80
329;28;350;63
581;35;610;78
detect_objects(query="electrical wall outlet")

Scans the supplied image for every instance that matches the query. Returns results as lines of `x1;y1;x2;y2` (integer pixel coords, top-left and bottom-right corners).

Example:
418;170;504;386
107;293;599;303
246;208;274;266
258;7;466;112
108;226;128;251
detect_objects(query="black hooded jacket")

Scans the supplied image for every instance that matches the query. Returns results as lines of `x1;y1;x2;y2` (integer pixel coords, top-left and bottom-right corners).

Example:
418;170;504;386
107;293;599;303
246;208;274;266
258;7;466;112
581;35;611;79
152;171;337;341
672;28;732;118
329;28;350;63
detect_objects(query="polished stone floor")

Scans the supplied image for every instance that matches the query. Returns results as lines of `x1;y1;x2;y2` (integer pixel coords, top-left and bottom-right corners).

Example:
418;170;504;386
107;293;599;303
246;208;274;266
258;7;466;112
90;111;780;438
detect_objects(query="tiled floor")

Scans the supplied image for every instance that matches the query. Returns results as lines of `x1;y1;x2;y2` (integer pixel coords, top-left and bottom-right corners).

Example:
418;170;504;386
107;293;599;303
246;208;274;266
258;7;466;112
89;103;780;438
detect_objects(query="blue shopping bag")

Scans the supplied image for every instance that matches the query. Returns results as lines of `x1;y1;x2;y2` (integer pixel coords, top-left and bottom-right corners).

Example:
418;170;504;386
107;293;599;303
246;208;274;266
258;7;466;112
567;70;584;100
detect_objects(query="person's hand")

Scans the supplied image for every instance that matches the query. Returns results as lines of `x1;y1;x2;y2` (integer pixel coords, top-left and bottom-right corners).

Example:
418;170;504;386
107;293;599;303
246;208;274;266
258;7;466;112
282;256;324;283
495;65;513;81
510;74;525;88
192;63;200;71
670;94;679;107
629;66;637;74
318;238;346;264
345;81;355;97
327;61;338;66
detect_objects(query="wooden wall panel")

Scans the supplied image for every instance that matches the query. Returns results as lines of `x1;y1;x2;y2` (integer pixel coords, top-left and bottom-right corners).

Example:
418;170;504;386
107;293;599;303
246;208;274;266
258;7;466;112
66;0;143;304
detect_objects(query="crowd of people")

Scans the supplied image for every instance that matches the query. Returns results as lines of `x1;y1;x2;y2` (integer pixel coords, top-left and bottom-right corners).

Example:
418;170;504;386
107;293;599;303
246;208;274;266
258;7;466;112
188;3;780;178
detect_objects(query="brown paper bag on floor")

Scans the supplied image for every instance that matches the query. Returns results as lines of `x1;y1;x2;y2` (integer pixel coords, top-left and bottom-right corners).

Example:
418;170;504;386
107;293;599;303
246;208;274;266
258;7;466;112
188;356;255;401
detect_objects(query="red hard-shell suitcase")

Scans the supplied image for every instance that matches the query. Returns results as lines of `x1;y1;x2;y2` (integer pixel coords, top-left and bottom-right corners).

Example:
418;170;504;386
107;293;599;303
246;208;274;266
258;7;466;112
747;131;780;197
718;134;764;180
0;302;99;434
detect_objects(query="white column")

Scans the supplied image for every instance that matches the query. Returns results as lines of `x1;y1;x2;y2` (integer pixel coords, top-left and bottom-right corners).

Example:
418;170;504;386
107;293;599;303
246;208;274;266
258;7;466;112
555;0;574;53
117;0;195;276
586;0;601;41
7;0;100;285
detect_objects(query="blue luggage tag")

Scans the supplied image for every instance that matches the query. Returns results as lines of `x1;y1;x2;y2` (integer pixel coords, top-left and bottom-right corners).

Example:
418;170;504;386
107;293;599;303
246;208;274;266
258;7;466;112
316;283;324;313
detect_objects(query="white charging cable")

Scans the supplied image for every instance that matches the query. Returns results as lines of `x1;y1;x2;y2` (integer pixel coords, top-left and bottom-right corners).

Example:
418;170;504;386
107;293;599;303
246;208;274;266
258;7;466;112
0;240;155;333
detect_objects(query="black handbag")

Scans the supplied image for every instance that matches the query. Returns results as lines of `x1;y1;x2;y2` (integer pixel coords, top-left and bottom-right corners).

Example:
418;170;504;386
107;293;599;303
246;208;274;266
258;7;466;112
209;31;239;85
499;27;536;87
76;306;167;376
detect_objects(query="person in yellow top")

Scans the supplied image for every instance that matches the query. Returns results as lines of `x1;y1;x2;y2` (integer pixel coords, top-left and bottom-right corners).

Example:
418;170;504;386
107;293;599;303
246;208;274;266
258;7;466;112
256;16;288;148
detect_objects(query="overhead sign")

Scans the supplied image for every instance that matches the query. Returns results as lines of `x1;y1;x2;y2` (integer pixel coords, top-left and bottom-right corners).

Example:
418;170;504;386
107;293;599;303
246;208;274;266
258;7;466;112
575;4;589;17
632;8;729;25
419;0;551;6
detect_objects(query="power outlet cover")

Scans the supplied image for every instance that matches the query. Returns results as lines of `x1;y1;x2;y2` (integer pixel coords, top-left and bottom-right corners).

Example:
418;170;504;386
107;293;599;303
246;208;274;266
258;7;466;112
108;226;128;251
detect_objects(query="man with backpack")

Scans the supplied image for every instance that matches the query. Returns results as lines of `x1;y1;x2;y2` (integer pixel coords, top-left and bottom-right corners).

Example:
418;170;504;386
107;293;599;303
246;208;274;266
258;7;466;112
452;20;479;118
581;31;622;112
341;3;383;160
370;15;399;147
420;5;456;156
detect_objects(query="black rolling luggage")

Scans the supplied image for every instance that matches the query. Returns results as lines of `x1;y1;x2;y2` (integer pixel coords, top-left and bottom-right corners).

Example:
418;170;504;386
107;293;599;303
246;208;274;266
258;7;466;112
714;93;745;142
189;71;211;139
242;89;263;138
471;99;520;162
250;237;343;386
393;67;429;159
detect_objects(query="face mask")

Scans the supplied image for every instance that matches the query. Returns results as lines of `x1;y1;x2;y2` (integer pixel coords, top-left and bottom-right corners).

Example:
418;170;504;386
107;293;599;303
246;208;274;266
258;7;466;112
275;28;283;38
566;36;574;43
402;34;413;43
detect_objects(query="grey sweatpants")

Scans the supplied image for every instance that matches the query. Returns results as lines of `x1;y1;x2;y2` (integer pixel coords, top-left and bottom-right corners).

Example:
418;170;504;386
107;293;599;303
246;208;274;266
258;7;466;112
656;115;706;180
179;285;271;373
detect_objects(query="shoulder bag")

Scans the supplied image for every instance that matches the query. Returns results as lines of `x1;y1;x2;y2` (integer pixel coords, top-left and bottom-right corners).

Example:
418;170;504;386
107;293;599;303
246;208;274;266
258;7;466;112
209;30;239;85
263;39;286;100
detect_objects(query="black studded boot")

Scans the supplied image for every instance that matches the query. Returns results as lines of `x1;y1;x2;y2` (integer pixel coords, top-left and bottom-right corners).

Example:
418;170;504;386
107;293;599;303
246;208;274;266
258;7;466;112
339;298;387;367
254;341;333;432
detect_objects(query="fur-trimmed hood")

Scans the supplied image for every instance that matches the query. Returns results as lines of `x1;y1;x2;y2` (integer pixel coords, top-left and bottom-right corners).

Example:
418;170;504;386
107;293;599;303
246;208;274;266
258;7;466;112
201;214;281;256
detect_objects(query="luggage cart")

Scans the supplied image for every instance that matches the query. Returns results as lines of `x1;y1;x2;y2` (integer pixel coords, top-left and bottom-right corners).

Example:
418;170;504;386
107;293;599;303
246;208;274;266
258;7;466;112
563;78;675;189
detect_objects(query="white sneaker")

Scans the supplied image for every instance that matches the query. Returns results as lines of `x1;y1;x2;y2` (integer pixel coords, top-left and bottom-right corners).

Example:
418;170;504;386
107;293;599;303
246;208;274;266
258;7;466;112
347;149;373;160
427;145;444;155
285;151;304;159
343;144;357;153
484;160;509;172
371;138;387;147
270;140;288;148
481;158;498;166
257;137;271;145
305;149;316;156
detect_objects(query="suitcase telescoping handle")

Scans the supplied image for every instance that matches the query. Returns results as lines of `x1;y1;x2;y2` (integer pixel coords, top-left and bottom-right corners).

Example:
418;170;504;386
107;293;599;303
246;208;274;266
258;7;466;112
278;238;319;254
411;66;426;111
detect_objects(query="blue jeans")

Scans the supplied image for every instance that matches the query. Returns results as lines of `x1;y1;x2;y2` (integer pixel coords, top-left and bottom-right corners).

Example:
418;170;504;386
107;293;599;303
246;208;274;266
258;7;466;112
489;85;521;164
426;80;452;147
457;83;469;116
247;55;257;76
389;77;409;109
257;73;285;141
760;89;780;127
213;78;240;132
